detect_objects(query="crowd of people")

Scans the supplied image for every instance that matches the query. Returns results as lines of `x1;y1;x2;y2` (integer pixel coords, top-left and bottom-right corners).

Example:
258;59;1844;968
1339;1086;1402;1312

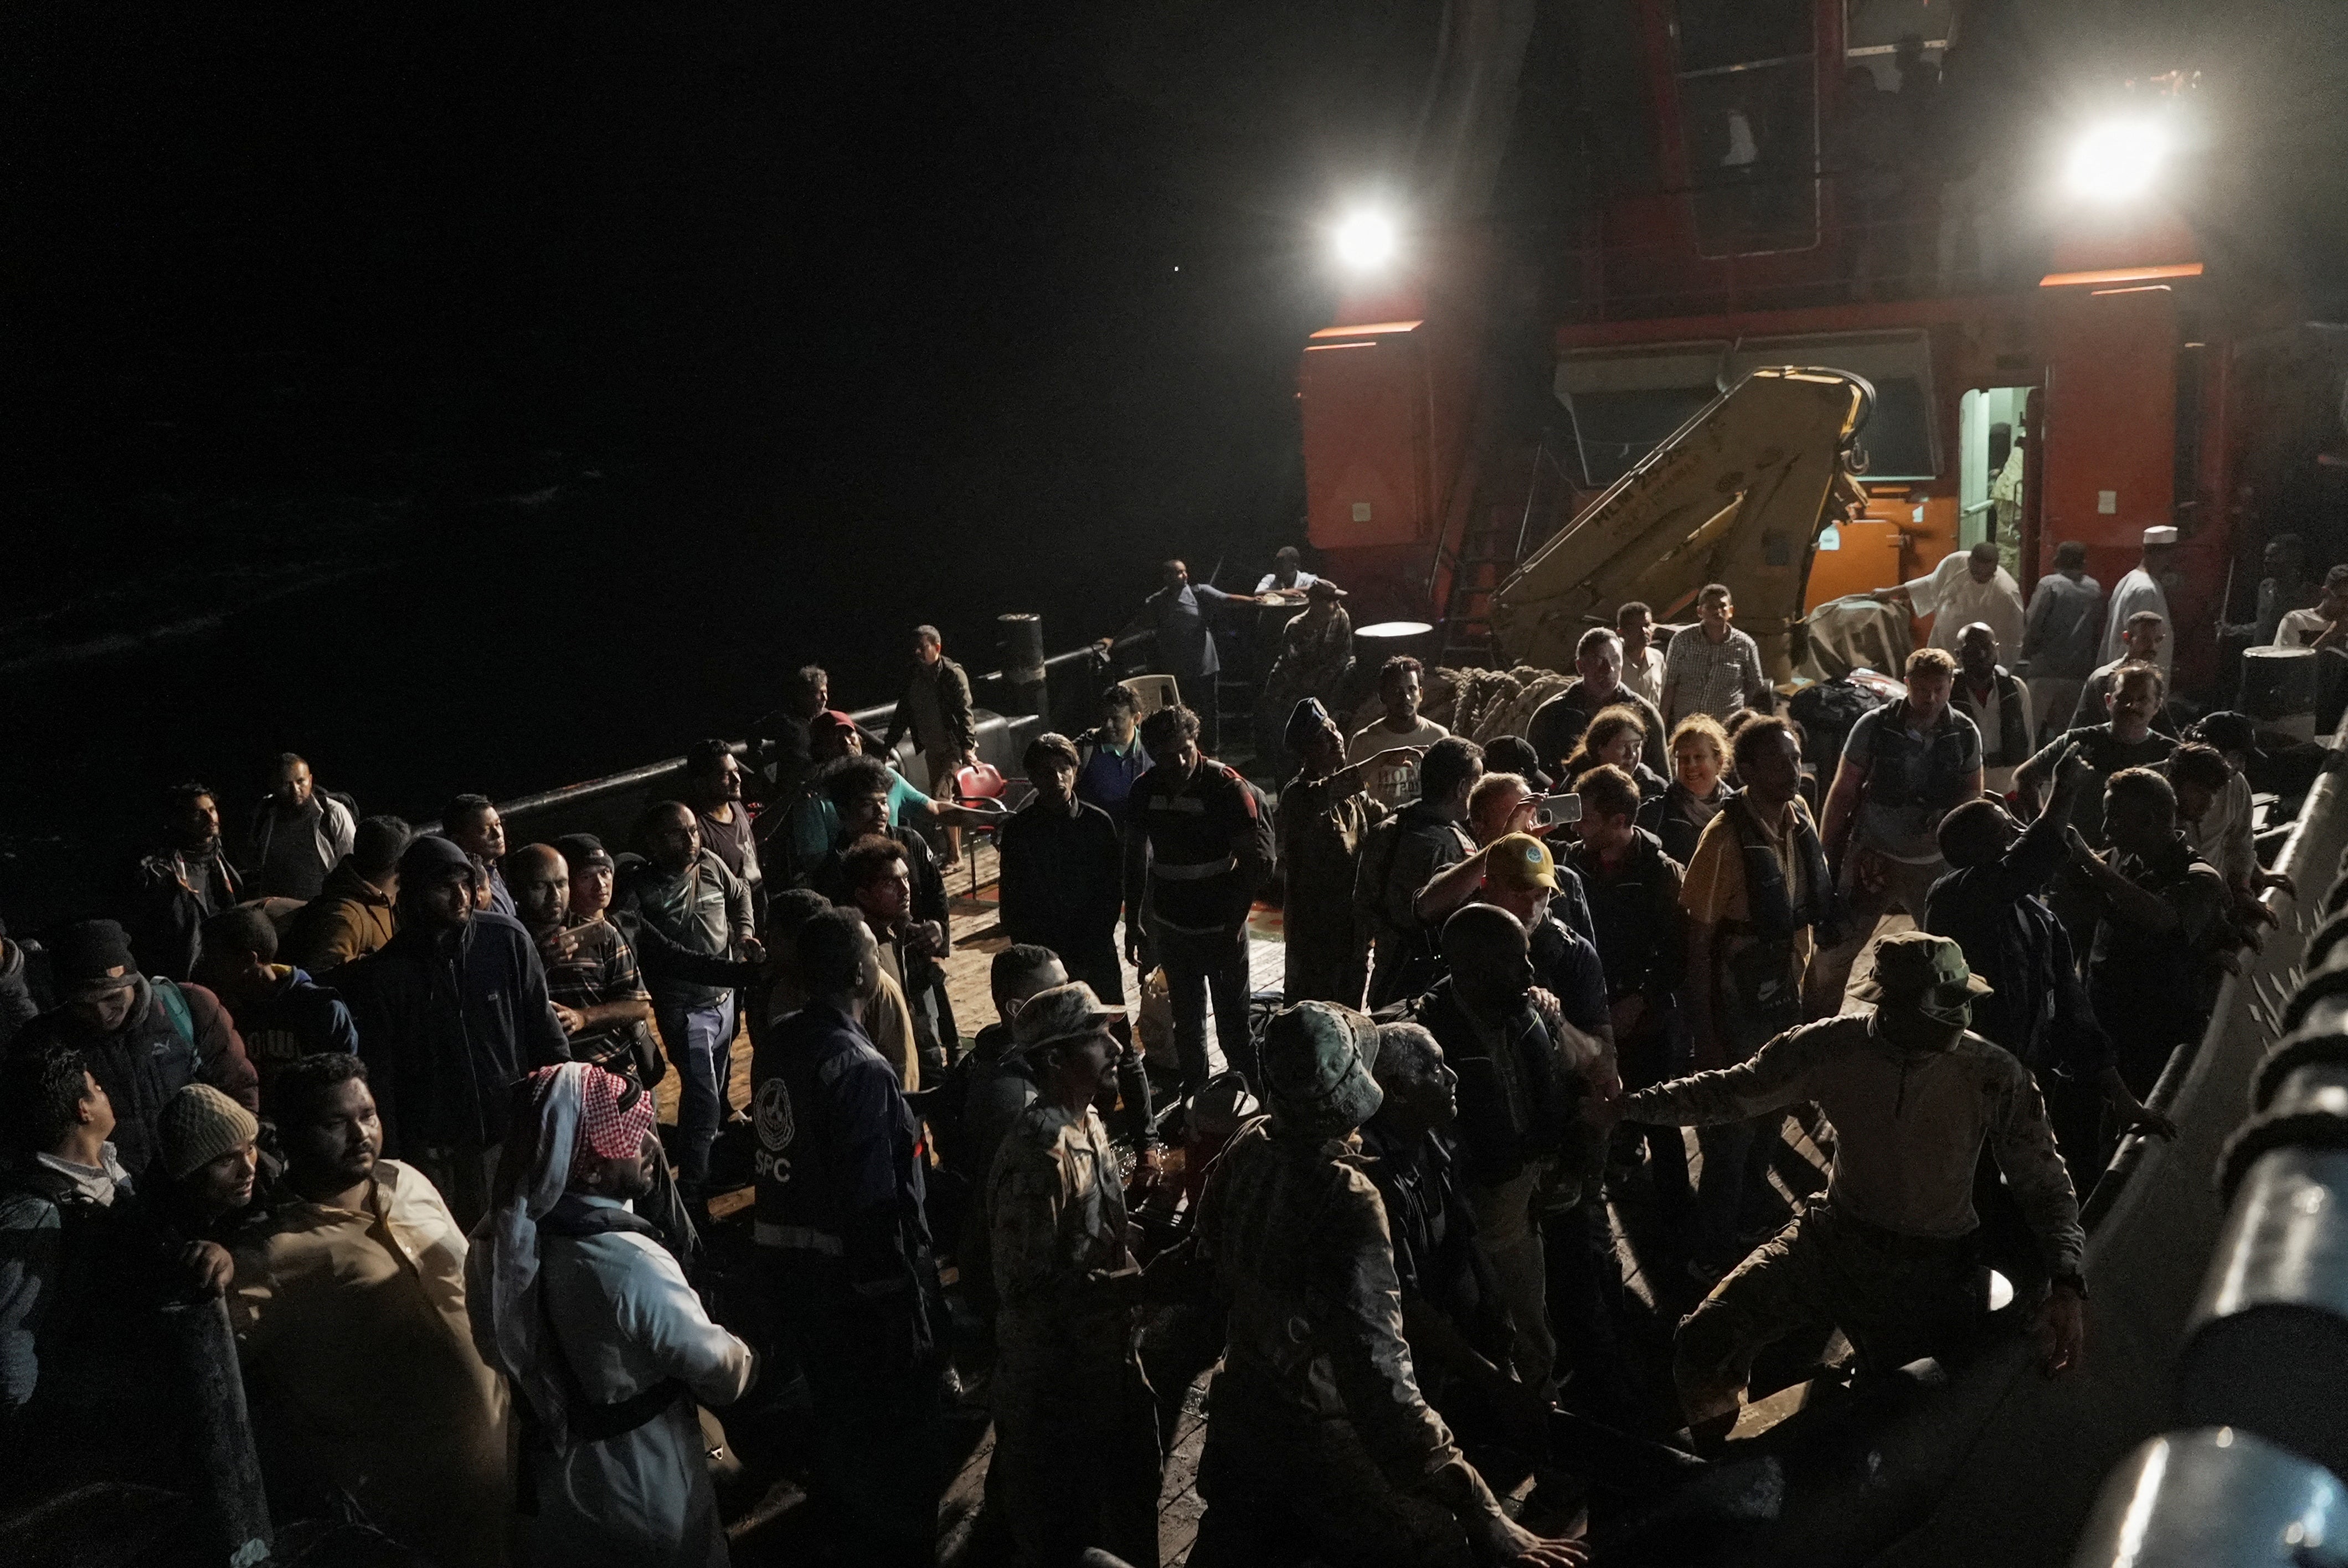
0;529;2324;1567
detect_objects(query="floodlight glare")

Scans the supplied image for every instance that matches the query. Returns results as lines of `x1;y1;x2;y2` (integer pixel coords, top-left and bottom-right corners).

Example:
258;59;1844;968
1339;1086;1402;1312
2065;118;2169;201
1333;209;1398;270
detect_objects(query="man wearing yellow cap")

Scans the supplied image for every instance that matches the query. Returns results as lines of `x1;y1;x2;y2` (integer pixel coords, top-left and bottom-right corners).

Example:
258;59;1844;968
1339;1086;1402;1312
1591;930;2086;1446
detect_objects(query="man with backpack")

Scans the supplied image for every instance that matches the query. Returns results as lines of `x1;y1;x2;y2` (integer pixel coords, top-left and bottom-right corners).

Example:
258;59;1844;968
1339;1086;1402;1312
1357;736;1488;1010
1811;647;1985;1012
1678;717;1838;1281
10;919;258;1177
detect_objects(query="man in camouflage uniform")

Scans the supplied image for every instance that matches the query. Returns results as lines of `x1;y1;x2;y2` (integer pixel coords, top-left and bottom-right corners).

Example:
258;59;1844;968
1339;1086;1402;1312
1597;932;2088;1443
1187;1001;1584;1568
987;981;1163;1568
1277;698;1425;1007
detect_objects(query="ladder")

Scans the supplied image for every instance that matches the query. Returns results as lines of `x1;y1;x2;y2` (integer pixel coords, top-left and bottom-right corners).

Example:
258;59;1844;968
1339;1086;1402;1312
1434;441;1578;668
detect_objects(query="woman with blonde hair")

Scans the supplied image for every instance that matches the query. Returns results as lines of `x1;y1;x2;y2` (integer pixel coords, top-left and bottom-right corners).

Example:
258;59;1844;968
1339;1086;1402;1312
1657;714;1732;865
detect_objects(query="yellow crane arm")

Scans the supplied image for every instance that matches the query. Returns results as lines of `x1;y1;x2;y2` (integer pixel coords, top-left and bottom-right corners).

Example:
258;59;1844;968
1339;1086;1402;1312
1487;367;1872;676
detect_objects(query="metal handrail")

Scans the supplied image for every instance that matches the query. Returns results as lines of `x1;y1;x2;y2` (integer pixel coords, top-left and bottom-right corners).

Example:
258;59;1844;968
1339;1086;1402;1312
464;629;1158;835
2079;732;2348;1230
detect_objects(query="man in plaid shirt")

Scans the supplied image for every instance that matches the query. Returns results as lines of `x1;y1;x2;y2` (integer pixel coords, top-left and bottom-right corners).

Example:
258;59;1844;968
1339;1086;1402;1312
511;843;655;1076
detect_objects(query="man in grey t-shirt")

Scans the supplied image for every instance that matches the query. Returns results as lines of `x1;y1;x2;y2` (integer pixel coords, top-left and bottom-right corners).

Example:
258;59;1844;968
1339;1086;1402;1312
1810;647;1984;1011
2021;540;2104;745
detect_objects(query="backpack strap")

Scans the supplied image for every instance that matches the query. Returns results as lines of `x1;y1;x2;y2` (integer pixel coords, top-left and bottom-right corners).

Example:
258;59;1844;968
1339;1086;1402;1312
151;978;196;1051
532;1219;690;1446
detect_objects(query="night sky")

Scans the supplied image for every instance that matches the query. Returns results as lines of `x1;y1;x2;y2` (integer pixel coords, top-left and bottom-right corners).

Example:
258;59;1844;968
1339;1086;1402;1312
7;1;2348;924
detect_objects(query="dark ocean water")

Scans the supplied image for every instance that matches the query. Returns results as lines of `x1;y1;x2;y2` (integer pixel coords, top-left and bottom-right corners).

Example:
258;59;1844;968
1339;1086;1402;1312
0;453;1300;931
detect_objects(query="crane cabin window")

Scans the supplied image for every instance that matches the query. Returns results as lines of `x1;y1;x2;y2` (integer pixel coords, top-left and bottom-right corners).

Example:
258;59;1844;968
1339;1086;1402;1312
1672;0;1821;257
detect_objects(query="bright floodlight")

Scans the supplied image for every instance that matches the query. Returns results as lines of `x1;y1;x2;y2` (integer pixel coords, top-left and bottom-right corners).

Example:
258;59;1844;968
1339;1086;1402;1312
1334;209;1398;270
2066;118;2169;200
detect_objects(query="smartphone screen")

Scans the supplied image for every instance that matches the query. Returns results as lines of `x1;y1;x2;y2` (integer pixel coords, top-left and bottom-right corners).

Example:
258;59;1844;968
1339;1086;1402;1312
1533;793;1582;827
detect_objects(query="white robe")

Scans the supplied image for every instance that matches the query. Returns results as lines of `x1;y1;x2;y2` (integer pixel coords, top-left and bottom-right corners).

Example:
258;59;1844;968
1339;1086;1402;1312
528;1204;756;1568
2103;567;2174;682
1906;551;2026;654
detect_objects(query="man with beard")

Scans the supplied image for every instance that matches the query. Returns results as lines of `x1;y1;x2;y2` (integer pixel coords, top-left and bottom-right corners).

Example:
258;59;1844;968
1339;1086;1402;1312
337;835;571;1229
622;802;760;1193
246;752;358;901
682;739;763;901
230;1053;511;1567
119;781;242;981
510;844;657;1077
470;1063;756;1567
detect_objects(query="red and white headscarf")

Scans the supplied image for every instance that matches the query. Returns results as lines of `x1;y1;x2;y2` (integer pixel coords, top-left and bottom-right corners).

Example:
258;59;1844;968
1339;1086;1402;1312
465;1061;652;1448
578;1062;658;1163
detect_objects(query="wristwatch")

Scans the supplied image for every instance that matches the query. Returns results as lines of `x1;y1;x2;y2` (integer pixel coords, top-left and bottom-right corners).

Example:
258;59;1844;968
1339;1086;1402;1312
2051;1271;2089;1299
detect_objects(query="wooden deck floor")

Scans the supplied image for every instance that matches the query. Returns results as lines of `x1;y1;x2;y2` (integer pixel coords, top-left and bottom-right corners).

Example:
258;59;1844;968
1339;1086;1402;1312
684;853;1900;1564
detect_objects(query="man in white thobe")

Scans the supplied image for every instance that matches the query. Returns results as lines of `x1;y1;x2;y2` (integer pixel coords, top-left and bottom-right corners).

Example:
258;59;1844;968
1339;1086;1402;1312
470;1062;756;1568
1882;541;2025;654
2102;525;2178;683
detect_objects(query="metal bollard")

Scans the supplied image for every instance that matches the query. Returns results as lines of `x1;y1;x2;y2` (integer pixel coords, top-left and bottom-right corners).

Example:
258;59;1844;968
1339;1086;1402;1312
162;1295;272;1566
2071;1427;2348;1567
998;612;1047;719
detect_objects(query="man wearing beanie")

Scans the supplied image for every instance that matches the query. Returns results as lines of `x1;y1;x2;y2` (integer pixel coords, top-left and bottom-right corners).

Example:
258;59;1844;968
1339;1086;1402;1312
193;905;359;1089
284;813;412;973
1188;1001;1584;1568
12;917;258;1177
151;1082;265;1244
337;833;571;1230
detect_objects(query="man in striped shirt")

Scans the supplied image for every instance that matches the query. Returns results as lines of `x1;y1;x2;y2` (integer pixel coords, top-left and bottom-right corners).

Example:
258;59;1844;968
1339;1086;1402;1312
1661;584;1773;730
1122;704;1271;1092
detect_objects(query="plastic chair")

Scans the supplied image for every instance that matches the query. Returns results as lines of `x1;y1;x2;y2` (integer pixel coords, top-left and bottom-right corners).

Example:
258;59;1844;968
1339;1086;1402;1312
952;761;1020;896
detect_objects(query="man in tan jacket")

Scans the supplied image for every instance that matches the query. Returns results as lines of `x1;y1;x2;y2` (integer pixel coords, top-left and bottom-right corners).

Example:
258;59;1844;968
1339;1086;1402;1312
282;816;410;973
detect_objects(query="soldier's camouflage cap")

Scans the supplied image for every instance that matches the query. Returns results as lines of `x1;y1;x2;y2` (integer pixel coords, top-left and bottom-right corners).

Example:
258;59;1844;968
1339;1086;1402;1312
1259;1000;1382;1134
1849;931;1992;1027
1012;981;1125;1053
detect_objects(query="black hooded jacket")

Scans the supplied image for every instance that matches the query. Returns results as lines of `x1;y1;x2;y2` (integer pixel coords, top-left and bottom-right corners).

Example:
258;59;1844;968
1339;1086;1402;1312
338;894;571;1154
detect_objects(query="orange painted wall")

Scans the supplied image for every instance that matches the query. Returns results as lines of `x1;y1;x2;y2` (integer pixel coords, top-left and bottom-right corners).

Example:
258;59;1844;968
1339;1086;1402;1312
2036;285;2179;597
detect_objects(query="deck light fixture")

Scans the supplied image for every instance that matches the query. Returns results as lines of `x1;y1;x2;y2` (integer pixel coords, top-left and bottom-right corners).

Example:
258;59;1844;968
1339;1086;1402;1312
2066;117;2169;202
1333;208;1399;270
